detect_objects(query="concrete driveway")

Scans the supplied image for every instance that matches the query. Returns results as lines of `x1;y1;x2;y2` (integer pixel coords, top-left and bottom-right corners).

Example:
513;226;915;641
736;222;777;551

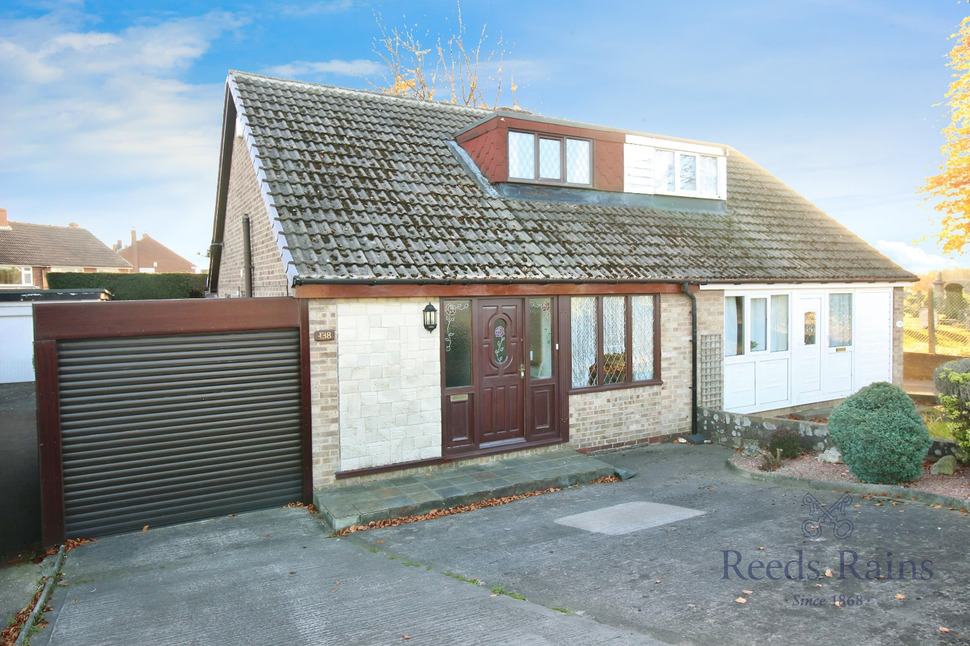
34;444;970;646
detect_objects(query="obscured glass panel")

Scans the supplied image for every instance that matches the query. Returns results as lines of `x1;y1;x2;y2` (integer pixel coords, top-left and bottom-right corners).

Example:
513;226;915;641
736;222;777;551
508;132;535;179
602;296;626;384
771;295;789;352
571;297;597;387
655;150;675;192
804;311;817;346
631;295;655;381
680;154;697;192
539;138;562;180
829;294;853;348
0;266;25;285
566;139;590;184
750;298;767;352
725;296;744;356
699;155;718;196
530;298;553;379
444;300;472;387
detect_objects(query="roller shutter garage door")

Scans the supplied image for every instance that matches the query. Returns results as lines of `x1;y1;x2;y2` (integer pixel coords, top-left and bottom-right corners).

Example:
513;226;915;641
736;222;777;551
57;329;303;537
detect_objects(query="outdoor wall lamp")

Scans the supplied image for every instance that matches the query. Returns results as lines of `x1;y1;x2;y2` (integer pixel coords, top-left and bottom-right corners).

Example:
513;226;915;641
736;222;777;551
423;302;438;333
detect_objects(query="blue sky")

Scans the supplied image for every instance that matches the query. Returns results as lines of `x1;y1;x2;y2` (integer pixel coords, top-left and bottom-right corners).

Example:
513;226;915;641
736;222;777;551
1;0;967;274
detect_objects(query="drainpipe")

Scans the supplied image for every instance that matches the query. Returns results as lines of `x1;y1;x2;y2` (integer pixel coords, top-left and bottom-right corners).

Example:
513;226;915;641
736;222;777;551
241;214;253;298
682;282;705;444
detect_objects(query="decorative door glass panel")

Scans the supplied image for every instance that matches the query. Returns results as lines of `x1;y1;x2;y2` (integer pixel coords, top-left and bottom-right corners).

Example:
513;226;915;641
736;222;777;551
829;294;853;348
571;297;597;387
804;311;817;346
631;296;655;380
444;300;472;387
493;317;508;363
529;298;553;379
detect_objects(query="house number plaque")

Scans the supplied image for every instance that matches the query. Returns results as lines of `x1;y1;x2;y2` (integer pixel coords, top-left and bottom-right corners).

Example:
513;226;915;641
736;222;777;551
313;329;336;342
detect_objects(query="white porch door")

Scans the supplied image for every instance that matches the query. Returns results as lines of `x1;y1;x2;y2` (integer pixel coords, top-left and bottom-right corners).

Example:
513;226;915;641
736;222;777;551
823;293;854;398
793;296;822;404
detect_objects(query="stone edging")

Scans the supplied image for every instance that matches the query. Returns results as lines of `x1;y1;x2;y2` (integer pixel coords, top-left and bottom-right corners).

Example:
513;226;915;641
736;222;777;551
725;459;970;511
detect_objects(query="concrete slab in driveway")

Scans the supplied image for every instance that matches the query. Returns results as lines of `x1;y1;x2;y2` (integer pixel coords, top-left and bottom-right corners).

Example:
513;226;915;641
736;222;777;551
33;508;656;646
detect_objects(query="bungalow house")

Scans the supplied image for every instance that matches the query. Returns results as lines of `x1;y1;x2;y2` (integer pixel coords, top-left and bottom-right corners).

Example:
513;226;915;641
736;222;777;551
0;209;132;288
208;71;915;488
115;230;199;274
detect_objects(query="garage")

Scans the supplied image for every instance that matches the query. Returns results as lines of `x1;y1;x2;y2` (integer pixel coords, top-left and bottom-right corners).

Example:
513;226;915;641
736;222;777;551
34;298;311;544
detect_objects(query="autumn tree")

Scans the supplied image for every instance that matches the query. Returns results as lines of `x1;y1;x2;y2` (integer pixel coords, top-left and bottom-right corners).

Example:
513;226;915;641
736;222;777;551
923;16;970;254
371;3;519;109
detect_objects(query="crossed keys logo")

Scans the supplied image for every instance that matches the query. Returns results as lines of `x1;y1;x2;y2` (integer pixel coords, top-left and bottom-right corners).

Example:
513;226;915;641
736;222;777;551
801;493;855;539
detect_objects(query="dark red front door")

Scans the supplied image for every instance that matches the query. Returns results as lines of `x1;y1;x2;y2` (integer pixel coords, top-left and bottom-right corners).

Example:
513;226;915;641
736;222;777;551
477;299;525;445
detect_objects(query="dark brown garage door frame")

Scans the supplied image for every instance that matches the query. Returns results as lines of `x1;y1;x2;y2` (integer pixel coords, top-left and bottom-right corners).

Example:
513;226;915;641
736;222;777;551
34;297;311;546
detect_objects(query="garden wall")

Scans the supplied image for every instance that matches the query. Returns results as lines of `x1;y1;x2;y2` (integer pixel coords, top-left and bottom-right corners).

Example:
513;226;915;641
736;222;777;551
699;406;958;459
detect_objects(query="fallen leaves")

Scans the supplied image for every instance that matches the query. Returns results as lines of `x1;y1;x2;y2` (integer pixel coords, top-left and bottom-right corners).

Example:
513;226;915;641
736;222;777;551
335;487;564;536
895;594;906;600
940;627;951;633
734;597;747;604
742;590;753;596
824;569;834;578
142;525;149;532
283;501;319;514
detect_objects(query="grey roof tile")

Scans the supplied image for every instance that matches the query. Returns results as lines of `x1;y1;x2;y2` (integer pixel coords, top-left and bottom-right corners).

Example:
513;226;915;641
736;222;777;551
0;222;131;269
230;71;914;284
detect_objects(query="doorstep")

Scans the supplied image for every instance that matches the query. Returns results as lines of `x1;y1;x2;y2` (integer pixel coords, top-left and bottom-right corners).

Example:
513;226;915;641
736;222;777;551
314;449;619;532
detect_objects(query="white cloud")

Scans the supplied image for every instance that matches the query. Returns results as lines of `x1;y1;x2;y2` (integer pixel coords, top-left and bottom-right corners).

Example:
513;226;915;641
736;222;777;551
0;9;246;261
875;240;967;274
280;0;355;17
263;59;382;79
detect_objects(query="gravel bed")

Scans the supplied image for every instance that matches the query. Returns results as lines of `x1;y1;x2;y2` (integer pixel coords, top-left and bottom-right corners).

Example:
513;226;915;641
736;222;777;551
730;452;970;502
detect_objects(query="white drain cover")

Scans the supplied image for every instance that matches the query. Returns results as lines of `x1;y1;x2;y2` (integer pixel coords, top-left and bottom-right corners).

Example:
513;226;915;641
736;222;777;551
555;501;704;535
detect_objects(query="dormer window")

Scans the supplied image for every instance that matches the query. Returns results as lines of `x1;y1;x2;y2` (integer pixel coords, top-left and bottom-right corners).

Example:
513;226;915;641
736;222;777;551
508;131;591;185
624;134;727;200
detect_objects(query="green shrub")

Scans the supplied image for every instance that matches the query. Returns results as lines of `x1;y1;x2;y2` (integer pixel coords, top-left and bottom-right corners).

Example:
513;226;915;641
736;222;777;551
47;272;206;300
767;427;800;459
827;382;931;484
934;363;970;461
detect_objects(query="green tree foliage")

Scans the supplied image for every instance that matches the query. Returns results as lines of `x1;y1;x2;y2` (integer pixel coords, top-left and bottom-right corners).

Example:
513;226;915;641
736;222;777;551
46;272;206;300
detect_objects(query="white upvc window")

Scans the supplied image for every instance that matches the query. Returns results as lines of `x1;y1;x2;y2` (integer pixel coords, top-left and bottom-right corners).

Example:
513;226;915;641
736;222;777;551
725;294;790;357
655;149;720;198
0;266;32;287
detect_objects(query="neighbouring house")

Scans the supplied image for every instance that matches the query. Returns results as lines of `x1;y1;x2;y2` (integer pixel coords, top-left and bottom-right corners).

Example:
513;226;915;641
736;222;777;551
208;71;916;488
115;229;198;273
0;208;132;289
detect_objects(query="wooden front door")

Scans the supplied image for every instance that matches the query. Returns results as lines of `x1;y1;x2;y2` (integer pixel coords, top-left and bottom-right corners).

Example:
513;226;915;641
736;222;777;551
477;299;525;445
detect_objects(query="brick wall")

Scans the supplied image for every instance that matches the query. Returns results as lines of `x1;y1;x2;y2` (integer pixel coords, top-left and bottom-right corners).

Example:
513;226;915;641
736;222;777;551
336;298;442;472
893;286;905;385
567;293;692;450
219;134;290;298
696;289;724;408
308;299;340;486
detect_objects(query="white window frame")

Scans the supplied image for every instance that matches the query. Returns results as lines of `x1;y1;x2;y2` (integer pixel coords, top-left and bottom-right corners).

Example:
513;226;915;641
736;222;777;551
724;293;791;358
0;266;32;287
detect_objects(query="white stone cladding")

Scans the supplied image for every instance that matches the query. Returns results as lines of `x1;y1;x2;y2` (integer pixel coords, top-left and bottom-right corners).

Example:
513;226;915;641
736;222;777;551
336;298;442;471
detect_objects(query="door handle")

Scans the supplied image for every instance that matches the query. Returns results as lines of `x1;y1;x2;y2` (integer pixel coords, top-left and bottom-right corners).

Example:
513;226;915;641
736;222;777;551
519;363;525;379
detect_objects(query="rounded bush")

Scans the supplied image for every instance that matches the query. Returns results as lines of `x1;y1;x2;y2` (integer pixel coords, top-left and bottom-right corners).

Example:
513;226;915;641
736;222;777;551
827;382;931;484
767;427;800;459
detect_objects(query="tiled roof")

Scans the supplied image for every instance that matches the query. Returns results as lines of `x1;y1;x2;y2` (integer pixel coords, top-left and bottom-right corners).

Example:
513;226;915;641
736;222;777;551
228;71;915;284
0;222;131;269
118;234;197;273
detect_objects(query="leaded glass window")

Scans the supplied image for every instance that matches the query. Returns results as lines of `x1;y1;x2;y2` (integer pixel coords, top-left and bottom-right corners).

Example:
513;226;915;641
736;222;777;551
539;138;562;180
570;297;597;388
508;132;535;179
570;294;659;390
508;131;591;185
566;139;590;184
